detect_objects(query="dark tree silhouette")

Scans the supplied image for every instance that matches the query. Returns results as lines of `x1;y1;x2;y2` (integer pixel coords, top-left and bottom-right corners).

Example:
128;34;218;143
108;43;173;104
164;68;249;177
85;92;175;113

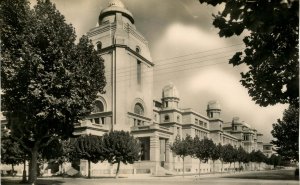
170;135;194;177
1;136;24;176
210;142;220;173
272;105;299;161
193;137;215;176
222;144;235;172
72;135;104;178
0;0;106;183
236;146;247;171
199;0;299;107
102;131;141;178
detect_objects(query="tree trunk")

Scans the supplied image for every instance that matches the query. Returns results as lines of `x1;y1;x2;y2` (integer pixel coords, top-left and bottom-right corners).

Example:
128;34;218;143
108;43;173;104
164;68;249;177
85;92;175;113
233;161;235;173
11;164;15;176
221;160;223;174
22;160;27;182
87;160;91;178
229;162;231;173
115;161;121;179
28;145;39;184
212;160;215;174
182;157;185;178
198;159;201;177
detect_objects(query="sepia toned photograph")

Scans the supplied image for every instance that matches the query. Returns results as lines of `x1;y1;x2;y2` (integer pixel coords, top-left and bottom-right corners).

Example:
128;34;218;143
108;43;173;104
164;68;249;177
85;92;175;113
1;0;299;185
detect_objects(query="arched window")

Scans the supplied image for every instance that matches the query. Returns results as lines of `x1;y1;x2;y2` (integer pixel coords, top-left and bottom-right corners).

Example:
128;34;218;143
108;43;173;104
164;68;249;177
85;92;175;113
97;42;102;51
136;46;140;53
93;100;104;113
134;103;144;115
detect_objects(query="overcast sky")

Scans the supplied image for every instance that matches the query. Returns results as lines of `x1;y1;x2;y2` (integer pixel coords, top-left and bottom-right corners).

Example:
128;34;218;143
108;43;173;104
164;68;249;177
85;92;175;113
39;0;288;142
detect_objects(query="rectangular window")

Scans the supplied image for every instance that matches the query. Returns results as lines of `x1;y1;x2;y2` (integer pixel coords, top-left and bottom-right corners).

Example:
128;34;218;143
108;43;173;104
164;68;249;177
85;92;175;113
101;117;105;125
137;60;141;85
94;118;100;124
195;119;198;124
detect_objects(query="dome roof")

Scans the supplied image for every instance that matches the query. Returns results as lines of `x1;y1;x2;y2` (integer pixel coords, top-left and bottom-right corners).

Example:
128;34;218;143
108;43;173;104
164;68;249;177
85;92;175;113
162;83;179;99
99;0;134;24
207;100;221;110
108;0;125;8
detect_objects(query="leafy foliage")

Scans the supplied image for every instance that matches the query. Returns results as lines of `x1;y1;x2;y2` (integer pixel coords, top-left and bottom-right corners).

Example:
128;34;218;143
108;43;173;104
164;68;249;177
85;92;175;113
0;0;106;183
266;154;282;168
170;135;194;177
72;135;104;178
222;144;235;164
1;136;25;169
171;135;194;158
193;137;215;162
271;105;299;161
236;146;247;164
102;131;141;178
199;0;299;106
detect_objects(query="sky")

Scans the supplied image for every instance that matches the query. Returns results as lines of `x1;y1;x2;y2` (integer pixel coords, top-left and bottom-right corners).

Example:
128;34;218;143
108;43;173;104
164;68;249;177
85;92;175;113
35;0;288;142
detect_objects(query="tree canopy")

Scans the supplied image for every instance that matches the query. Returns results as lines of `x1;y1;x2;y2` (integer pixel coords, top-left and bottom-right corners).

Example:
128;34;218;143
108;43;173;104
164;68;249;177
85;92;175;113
72;135;104;178
170;135;194;177
199;0;299;107
1;136;25;173
102;131;141;178
271;105;299;161
0;0;106;183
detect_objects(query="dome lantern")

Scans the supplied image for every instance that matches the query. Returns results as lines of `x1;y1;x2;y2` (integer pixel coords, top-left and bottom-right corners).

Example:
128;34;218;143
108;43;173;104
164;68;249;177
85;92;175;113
99;0;134;25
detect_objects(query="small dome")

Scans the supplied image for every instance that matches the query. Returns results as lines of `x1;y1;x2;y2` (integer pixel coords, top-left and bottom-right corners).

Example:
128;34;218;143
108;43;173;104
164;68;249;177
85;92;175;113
207;100;221;110
108;0;125;8
99;0;134;24
162;83;179;99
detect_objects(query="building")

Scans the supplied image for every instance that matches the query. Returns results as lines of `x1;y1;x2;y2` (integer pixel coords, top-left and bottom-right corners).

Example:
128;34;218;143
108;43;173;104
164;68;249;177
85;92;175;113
0;0;274;176
72;0;270;176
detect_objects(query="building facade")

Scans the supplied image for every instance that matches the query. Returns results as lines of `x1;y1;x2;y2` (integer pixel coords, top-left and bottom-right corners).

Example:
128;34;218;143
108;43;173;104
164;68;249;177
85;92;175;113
71;0;272;176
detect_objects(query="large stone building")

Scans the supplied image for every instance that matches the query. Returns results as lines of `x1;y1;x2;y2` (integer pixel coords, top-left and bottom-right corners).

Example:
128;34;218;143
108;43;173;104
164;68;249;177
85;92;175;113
0;0;274;176
71;0;269;176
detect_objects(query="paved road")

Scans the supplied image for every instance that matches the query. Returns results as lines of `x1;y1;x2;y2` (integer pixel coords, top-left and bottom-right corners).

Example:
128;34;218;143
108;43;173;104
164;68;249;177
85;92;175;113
2;169;299;185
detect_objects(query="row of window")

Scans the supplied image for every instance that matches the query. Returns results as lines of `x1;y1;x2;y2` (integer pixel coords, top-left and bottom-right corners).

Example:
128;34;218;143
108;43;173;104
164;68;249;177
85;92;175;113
89;117;105;125
195;118;207;128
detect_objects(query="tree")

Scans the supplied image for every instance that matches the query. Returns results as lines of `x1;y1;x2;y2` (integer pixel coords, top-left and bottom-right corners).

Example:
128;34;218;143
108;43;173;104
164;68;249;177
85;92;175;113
102;131;141;178
72;135;104;178
199;0;299;107
222;144;235;172
216;143;224;173
170;135;194;177
267;154;282;169
236;146;247;172
41;138;74;175
249;150;256;170
1;0;106;183
193;137;215;176
1;136;24;176
253;150;267;170
210;142;220;173
271;105;299;161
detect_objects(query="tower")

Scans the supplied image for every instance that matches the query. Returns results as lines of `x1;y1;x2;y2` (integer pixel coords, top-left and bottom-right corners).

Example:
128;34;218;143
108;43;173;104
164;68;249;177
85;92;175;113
206;100;221;119
86;0;154;132
161;83;180;109
207;100;223;143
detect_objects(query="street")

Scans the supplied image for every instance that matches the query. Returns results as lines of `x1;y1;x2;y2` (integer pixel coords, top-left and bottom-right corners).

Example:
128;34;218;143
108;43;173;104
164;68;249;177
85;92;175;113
2;169;298;185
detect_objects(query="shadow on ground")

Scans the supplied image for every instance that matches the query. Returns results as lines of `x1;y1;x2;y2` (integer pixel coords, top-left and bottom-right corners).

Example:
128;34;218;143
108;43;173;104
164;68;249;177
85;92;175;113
1;179;65;185
224;169;299;181
1;176;128;185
